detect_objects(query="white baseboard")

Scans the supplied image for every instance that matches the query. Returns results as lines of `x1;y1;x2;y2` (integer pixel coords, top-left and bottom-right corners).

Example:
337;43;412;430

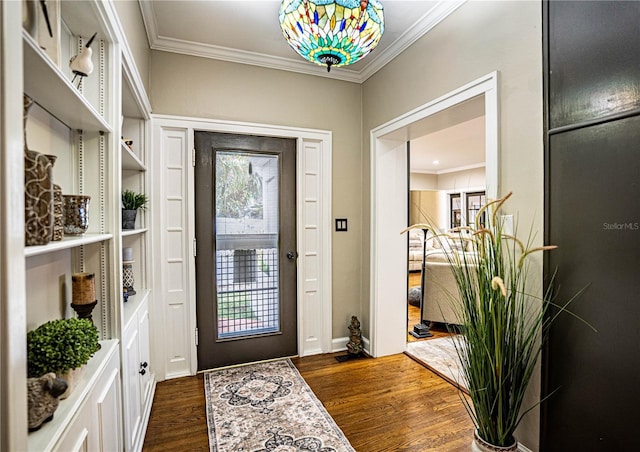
332;336;348;352
518;443;533;452
331;336;370;355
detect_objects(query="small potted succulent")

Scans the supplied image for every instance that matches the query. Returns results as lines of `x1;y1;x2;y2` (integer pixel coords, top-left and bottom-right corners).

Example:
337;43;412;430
27;318;100;399
121;189;148;230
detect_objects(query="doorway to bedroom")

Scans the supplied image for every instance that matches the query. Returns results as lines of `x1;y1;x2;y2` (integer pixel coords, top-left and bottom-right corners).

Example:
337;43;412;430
406;94;486;342
369;72;499;359
404;100;487;386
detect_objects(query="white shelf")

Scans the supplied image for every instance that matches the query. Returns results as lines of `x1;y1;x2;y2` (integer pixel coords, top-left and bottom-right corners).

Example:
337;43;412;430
122;142;146;171
25;234;113;257
121;228;148;238
27;339;119;452
22;31;111;133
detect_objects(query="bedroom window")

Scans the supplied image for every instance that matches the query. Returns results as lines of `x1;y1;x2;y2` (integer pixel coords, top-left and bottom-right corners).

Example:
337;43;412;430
450;194;462;228
449;190;486;229
466;191;486;227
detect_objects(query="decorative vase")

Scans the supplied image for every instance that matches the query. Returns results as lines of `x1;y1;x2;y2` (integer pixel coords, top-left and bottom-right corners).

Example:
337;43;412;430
122;247;136;296
44;155;64;241
52;188;64;240
24;96;54;246
58;365;85;400
122;209;137;230
123;262;136;296
471;431;518;452
63;195;91;235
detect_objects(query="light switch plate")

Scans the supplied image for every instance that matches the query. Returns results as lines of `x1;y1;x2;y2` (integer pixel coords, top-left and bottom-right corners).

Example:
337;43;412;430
335;218;348;232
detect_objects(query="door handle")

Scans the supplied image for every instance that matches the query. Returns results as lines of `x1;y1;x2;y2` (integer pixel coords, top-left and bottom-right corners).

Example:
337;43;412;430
287;251;298;261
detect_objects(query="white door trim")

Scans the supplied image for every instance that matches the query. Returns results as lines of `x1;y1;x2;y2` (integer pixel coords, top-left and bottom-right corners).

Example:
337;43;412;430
151;115;332;378
369;72;499;357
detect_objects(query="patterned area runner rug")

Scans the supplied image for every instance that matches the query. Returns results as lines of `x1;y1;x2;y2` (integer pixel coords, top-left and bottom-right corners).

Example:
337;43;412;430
406;336;469;393
204;358;355;452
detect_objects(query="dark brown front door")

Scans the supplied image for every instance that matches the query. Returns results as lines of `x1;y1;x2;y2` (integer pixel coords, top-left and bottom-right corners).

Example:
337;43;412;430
194;132;297;370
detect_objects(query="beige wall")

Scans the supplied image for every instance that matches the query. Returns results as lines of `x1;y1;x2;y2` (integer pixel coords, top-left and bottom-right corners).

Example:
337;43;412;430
437;167;486;191
409;172;438;190
149;52;363;337
409;190;445;228
113;0;151;94
144;1;543;446
361;1;543;449
411;167;485;200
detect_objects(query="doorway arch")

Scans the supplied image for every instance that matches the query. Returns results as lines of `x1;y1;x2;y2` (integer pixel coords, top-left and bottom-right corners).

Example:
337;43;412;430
369;72;499;357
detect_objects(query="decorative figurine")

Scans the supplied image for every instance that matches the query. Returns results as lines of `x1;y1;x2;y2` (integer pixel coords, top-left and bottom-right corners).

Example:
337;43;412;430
346;315;364;355
69;32;97;88
27;372;68;431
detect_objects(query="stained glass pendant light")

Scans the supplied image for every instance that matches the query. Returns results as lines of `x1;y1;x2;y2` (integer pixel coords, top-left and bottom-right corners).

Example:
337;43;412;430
279;0;385;72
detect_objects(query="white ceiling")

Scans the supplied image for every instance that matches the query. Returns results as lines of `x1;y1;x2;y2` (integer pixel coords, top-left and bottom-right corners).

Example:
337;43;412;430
409;94;485;173
138;0;482;171
139;0;466;83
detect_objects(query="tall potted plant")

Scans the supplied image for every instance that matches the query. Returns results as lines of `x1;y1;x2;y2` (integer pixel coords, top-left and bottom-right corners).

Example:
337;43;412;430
407;192;586;451
121;189;148;230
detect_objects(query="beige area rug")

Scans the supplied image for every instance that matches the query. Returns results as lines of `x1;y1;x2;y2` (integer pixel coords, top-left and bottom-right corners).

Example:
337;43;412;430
406;336;469;393
204;358;355;452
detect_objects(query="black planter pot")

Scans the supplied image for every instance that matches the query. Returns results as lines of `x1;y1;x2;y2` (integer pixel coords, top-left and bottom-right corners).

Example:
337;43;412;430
122;209;137;230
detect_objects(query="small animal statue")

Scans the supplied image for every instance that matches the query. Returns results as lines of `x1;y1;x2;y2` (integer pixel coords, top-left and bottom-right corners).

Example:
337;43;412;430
346;315;364;355
27;372;68;431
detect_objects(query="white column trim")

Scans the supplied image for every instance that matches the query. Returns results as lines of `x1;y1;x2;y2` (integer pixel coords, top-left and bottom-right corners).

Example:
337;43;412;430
1;1;28;449
369;72;500;357
151;115;332;379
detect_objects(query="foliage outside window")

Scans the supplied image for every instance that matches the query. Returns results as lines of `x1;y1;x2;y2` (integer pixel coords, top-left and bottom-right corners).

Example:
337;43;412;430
216;153;263;220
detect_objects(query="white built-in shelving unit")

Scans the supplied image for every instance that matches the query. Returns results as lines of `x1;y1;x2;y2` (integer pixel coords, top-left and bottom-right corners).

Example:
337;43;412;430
0;1;154;450
120;40;154;452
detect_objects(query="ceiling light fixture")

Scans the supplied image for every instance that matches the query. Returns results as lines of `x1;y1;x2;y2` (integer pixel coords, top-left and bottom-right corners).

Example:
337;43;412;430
279;0;385;72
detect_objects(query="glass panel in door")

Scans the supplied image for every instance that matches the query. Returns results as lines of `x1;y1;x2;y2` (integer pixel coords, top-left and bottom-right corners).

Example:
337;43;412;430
214;151;280;339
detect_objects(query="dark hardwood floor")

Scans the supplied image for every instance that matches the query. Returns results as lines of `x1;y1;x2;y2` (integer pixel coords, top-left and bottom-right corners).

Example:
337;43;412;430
142;352;474;451
143;271;468;451
407;271;452;343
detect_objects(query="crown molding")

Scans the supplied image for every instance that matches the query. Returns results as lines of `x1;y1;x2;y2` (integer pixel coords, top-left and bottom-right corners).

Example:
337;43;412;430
150;35;364;83
140;0;466;84
358;0;466;82
139;0;158;49
412;162;485;176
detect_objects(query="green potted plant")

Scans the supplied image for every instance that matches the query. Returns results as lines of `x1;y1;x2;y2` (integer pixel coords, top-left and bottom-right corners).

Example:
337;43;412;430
27;318;100;399
121;189;148;230
406;192;588;451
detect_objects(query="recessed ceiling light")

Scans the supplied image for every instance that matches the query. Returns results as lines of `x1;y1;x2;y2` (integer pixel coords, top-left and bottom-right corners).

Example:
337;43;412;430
433;160;439;165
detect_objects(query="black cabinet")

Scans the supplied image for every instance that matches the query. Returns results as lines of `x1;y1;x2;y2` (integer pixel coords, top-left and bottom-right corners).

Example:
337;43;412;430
548;1;640;129
546;116;640;450
543;1;640;450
